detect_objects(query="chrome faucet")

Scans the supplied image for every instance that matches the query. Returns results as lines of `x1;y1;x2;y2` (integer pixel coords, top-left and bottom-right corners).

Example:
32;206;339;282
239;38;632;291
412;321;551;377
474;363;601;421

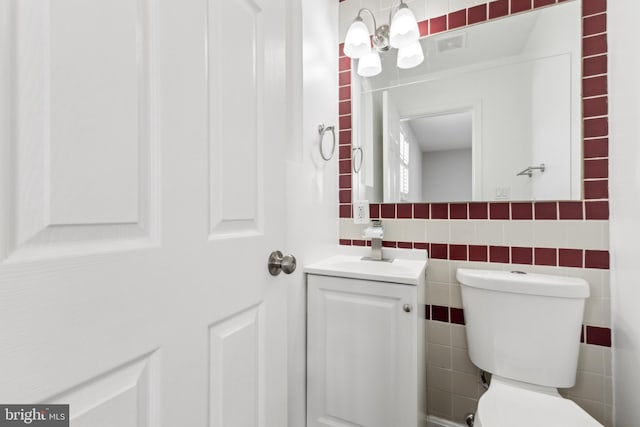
363;220;385;261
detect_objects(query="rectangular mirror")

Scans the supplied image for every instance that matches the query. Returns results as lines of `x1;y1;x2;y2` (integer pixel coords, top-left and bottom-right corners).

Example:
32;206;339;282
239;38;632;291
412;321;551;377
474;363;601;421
350;0;581;203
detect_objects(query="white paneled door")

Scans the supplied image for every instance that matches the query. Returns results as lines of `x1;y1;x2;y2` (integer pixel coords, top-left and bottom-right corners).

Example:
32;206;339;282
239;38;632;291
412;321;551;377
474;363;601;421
0;0;289;426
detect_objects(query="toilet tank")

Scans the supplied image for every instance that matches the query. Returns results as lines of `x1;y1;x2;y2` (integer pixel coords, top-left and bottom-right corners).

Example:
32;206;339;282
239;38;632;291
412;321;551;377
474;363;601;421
456;268;589;388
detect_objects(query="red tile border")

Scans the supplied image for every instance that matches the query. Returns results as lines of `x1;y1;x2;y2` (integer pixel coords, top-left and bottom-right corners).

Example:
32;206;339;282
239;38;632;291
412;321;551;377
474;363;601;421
448;9;467;29
381;204;396;218
583;97;608;118
450;307;466;325
336;0;611;276
584;158;608;179
414;203;429;219
511;202;533;220
337;241;609;270
450;244;468;261
430;243;448;259
511;246;533;265
584;180;609;199
559;248;584;268
339;189;351;203
490;203;509;220
583;34;607;57
586;325;611;346
431;203;449;219
489;0;509;19
369;203;380;219
468;4;488;24
469;245;488;262
535;202;558;220
583;55;607;78
559;201;584;220
339;174;351;189
533;0;555;7
582;0;606;16
430;15;447;34
535;247;557;266
431;305;450;322
583;75;608;97
585;249;610;269
450;203;468;219
585;200;609;220
584;138;608;158
397;203;412;219
469;202;488;219
490;246;510;263
511;0;532;14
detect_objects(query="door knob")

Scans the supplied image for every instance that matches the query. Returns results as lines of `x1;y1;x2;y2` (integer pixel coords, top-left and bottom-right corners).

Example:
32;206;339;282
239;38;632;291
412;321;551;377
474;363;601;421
268;251;297;276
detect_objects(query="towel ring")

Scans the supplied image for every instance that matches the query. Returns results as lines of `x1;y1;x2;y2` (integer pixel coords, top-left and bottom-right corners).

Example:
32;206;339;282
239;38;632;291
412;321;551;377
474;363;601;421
318;124;336;161
352;146;363;173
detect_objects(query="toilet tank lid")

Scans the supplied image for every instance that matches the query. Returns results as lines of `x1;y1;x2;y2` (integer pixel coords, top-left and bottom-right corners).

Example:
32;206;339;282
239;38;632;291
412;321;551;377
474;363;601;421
456;268;589;298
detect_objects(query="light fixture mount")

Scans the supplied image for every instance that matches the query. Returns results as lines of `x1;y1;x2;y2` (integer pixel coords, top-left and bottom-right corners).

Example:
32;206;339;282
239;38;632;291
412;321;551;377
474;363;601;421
373;25;390;52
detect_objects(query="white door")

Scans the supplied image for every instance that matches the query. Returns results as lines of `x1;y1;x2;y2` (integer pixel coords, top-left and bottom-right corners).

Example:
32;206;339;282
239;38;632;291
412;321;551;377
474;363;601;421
0;0;289;426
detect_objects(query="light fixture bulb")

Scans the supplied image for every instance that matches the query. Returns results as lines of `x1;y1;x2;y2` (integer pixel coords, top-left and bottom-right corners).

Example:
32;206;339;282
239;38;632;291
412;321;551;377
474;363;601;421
397;41;424;69
389;6;420;49
357;50;382;77
344;19;372;59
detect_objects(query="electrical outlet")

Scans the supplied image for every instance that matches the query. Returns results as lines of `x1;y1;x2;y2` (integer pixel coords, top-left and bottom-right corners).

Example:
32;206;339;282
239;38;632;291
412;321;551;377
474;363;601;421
353;201;370;224
495;186;510;200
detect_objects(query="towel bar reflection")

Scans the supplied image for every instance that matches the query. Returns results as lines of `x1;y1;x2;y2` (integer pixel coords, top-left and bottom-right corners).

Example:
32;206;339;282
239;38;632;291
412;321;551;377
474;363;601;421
318;124;336;161
516;163;546;178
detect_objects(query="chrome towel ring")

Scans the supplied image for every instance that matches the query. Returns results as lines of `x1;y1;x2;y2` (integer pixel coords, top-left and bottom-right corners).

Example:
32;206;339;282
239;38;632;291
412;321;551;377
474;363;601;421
318;124;336;161
352;146;363;173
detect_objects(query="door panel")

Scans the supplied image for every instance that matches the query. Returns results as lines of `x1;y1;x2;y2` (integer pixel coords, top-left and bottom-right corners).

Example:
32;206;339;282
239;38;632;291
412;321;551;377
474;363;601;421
3;0;158;263
0;0;288;425
208;0;264;239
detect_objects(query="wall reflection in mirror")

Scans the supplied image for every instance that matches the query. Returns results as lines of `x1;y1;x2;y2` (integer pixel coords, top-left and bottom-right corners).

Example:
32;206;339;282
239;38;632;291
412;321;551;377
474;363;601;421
350;1;581;203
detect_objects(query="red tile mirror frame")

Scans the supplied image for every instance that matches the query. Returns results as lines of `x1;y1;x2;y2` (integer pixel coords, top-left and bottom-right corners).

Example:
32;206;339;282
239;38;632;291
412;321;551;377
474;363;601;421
337;0;609;228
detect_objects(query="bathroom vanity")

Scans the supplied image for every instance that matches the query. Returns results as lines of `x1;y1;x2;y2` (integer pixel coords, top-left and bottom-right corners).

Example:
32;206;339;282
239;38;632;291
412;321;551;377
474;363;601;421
305;255;428;427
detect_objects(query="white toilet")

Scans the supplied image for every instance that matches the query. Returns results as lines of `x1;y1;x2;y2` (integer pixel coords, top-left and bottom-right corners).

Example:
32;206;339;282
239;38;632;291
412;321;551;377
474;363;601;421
456;268;603;427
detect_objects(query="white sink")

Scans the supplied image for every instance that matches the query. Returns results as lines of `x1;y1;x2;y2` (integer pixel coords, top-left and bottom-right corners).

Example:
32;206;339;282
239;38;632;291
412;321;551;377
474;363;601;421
304;255;427;285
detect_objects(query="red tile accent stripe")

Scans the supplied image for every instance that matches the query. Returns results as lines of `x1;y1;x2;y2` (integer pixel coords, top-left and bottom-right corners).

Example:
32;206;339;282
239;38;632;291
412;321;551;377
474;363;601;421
337;240;610;270
425;304;611;347
337;202;608;221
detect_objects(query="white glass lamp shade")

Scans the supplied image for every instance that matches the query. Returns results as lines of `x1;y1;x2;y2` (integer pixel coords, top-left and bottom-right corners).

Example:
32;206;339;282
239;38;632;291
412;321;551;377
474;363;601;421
344;19;372;58
389;6;420;49
397;41;424;69
357;50;382;77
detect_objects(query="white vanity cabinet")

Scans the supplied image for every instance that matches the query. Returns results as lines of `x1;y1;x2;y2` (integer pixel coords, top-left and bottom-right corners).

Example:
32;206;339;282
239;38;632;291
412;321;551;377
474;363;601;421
305;256;427;427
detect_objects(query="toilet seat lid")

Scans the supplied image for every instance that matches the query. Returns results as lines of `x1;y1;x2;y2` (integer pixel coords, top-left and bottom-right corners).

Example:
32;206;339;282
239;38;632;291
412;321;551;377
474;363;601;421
477;377;602;427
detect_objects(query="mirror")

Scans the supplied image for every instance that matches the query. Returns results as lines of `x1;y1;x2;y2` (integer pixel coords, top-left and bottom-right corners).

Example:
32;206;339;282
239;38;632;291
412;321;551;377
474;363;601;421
350;1;581;203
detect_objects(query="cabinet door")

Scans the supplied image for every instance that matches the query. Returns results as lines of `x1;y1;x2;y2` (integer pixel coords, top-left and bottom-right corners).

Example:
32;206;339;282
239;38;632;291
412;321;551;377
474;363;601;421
307;275;418;427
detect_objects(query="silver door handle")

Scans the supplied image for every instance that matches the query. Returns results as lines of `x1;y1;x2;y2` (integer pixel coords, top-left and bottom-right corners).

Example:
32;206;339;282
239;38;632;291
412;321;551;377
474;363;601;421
268;251;297;276
403;304;412;313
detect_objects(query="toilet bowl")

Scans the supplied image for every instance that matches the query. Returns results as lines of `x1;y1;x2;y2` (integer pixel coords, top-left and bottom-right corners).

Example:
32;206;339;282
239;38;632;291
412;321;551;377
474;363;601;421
474;376;601;427
456;269;603;427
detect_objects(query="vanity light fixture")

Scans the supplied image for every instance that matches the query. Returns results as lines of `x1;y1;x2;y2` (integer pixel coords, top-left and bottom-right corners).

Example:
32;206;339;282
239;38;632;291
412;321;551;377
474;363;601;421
344;0;423;77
